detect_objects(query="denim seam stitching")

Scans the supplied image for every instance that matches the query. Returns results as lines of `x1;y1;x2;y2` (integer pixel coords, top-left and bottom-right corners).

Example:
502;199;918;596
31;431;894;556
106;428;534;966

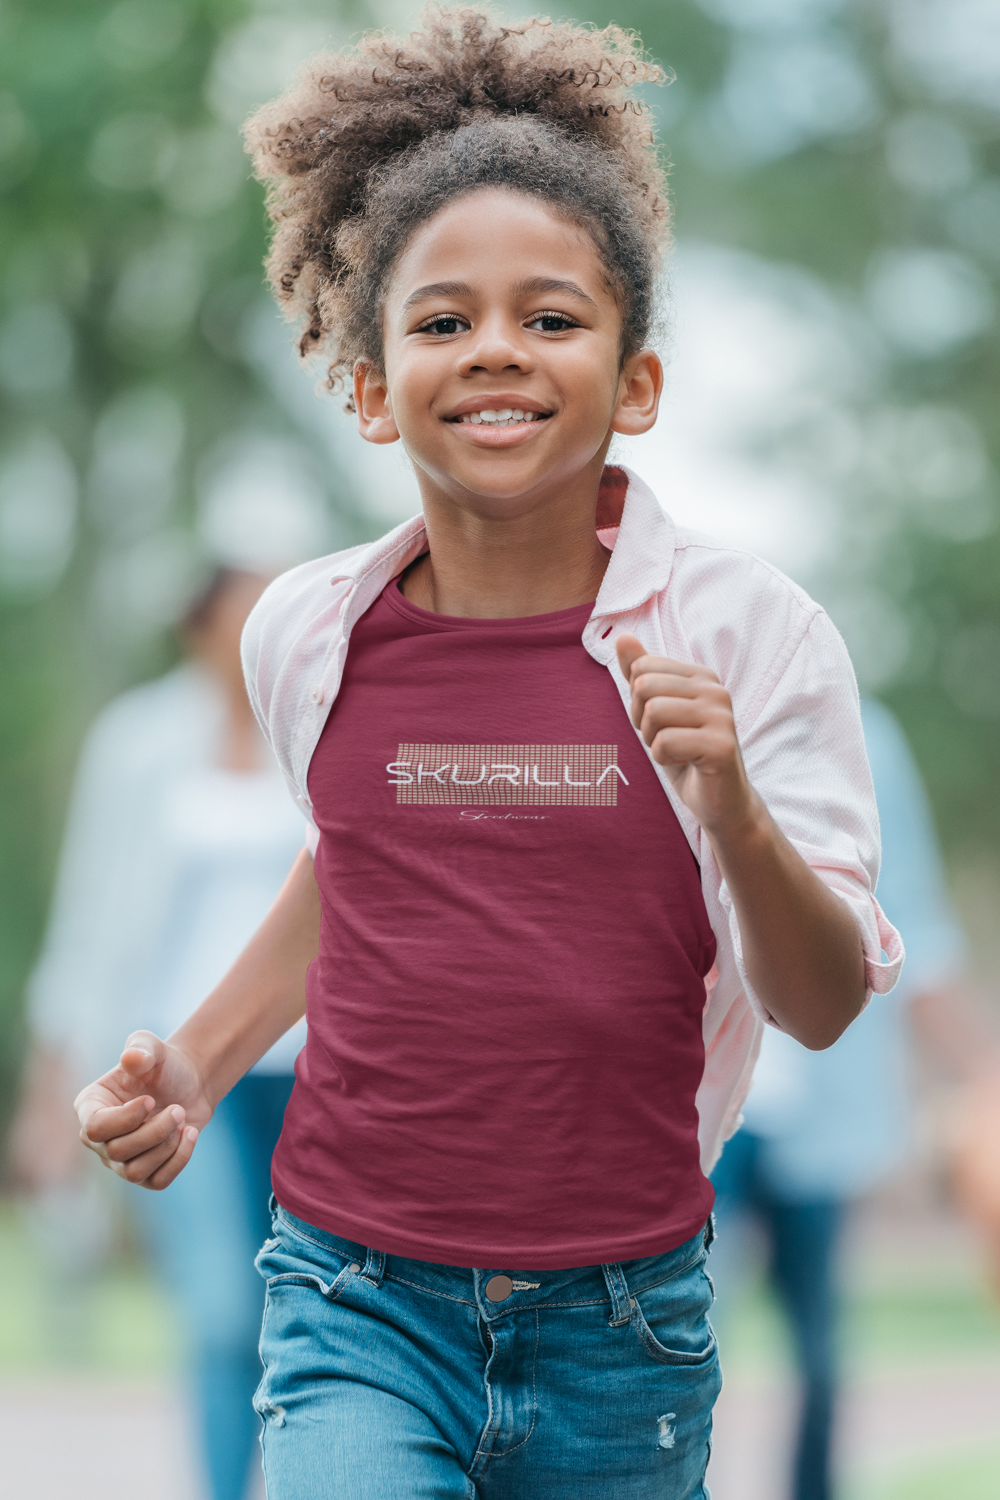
635;1247;706;1291
485;1310;539;1459
264;1270;353;1304
385;1272;477;1307
633;1310;718;1368
472;1310;539;1464
484;1295;609;1313
274;1210;357;1260
470;1330;498;1472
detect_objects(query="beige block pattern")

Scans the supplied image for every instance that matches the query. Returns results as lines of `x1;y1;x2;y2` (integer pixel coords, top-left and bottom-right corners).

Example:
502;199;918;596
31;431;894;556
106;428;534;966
391;744;626;806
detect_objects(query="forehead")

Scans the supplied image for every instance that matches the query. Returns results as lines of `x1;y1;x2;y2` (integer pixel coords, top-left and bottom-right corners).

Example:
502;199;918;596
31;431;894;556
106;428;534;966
386;188;612;305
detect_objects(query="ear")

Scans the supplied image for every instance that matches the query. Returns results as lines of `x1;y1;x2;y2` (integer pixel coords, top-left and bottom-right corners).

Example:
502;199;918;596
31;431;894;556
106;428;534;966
609;349;663;438
354;361;400;445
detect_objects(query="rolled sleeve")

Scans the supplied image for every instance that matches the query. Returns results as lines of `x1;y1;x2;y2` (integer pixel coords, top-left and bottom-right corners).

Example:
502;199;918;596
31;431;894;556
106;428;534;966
727;609;905;1022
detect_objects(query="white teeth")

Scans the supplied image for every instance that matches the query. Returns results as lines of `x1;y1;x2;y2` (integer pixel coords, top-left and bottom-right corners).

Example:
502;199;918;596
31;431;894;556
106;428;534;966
458;409;542;425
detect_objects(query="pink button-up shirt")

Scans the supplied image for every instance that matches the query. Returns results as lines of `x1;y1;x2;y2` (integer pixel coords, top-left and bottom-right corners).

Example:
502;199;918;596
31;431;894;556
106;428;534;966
242;465;904;1170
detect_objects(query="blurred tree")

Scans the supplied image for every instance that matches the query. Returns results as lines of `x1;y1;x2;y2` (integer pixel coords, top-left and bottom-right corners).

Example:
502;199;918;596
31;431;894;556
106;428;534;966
1;0;998;1123
584;0;1000;850
0;0;379;1124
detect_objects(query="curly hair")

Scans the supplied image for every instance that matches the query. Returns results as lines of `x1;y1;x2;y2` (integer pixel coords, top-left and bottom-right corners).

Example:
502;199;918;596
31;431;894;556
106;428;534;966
243;5;670;406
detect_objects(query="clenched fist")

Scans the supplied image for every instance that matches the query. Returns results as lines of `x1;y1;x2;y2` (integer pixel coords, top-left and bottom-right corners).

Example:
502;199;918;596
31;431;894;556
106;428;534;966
616;634;755;838
75;1031;210;1191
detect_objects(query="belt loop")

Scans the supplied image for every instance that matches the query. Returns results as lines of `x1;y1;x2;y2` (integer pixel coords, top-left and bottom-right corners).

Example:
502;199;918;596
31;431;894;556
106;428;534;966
705;1214;716;1251
361;1247;385;1287
601;1262;632;1327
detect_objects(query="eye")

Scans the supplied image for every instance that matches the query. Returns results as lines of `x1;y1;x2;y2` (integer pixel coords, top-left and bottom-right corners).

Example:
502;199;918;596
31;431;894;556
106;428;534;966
526;310;579;333
415;314;469;336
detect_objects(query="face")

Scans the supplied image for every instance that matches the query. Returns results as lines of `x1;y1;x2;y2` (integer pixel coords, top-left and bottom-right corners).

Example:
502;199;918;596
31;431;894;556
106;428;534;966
354;188;661;516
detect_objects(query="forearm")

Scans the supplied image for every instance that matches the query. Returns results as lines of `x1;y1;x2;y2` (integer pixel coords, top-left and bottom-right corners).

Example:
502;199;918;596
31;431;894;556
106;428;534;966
708;791;866;1049
616;634;869;1047
170;848;320;1106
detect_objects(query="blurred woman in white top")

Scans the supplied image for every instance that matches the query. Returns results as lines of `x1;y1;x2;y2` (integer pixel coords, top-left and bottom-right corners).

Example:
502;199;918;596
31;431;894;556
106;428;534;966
11;568;306;1500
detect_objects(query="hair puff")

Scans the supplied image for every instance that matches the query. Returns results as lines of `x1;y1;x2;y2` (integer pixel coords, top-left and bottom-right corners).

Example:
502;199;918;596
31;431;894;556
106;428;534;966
244;5;671;401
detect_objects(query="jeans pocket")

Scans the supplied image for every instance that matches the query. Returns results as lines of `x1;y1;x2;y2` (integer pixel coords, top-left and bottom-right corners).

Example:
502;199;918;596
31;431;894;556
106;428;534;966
255;1217;361;1303
264;1269;354;1300
630;1259;718;1367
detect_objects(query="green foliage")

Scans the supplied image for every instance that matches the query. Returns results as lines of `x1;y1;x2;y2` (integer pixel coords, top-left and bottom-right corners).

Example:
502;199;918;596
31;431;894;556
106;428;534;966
580;0;1000;849
0;0;373;1122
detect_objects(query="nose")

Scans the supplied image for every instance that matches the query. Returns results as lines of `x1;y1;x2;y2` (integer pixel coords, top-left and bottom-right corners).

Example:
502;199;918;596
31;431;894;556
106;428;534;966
456;314;533;377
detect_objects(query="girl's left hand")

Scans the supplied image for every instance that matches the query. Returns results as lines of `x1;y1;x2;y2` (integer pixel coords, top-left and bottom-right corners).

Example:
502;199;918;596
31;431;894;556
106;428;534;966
616;634;755;839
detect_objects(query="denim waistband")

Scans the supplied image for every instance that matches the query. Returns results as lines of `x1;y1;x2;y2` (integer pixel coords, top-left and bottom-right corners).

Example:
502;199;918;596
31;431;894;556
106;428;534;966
270;1198;713;1315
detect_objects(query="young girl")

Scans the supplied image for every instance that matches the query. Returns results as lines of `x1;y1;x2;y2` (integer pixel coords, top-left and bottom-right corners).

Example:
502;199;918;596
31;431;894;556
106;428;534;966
75;9;902;1496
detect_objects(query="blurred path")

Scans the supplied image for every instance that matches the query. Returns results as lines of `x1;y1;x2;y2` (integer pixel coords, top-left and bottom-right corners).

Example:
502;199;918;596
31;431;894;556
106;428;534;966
0;1380;264;1500
709;1363;1000;1499
4;1365;998;1498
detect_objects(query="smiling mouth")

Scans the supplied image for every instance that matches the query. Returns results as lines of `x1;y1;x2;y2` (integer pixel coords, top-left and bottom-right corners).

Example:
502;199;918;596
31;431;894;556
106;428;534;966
446;407;552;427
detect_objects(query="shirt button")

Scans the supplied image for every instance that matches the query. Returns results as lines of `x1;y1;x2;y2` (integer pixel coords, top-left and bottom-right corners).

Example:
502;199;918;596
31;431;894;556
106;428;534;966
311;686;324;705
485;1275;513;1302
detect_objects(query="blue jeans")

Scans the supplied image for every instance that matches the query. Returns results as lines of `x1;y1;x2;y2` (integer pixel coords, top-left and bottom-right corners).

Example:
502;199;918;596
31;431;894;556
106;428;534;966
254;1204;720;1498
135;1073;295;1500
711;1130;844;1500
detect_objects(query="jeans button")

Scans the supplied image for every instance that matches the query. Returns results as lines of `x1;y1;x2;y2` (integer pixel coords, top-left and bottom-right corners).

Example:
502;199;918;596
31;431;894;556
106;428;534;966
485;1275;513;1302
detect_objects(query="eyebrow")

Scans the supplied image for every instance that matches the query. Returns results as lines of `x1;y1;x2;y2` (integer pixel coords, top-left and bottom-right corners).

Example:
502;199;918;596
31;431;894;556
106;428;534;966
402;281;474;310
512;277;599;308
401;276;599;311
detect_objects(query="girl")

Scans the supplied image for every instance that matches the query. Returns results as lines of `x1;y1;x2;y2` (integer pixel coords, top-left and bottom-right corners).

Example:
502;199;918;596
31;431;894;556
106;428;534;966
75;9;902;1497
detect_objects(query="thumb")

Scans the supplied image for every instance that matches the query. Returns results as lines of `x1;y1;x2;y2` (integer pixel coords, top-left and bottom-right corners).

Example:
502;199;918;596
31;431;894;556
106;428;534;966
120;1030;166;1081
616;633;649;685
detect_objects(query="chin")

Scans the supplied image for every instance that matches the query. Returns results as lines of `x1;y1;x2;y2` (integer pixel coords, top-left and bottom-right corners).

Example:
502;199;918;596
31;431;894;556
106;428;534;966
420;454;549;505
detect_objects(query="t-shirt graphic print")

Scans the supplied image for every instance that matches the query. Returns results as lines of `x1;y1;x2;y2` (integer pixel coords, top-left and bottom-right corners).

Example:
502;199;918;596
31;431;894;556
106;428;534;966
271;577;717;1270
390;743;628;805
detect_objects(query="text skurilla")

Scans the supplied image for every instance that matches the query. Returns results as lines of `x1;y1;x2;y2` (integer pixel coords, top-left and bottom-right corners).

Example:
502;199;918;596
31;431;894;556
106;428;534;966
386;761;629;787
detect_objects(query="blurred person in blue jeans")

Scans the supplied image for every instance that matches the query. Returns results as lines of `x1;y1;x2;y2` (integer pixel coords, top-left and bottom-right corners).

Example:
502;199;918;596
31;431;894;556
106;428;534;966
9;568;307;1500
710;697;996;1500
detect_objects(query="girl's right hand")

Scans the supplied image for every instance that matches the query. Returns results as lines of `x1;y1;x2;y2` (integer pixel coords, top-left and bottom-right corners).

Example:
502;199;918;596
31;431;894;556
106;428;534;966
74;1031;212;1190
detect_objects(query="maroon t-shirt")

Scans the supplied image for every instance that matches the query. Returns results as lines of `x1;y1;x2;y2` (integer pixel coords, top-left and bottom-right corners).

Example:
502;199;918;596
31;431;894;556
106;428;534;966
271;579;717;1269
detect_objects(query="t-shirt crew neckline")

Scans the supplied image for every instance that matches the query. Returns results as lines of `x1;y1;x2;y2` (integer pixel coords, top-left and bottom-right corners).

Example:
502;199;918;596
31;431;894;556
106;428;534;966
384;575;597;632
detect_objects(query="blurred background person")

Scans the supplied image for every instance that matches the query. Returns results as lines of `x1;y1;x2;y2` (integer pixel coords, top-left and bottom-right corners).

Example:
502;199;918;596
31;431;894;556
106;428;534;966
709;696;1000;1500
8;566;307;1500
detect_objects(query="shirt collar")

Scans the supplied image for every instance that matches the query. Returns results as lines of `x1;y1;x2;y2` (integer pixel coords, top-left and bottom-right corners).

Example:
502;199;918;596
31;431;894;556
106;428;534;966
332;463;675;624
593;465;675;618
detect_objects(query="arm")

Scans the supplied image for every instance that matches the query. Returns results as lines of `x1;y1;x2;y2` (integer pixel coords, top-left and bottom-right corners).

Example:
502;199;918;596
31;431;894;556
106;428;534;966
617;635;865;1049
75;848;320;1189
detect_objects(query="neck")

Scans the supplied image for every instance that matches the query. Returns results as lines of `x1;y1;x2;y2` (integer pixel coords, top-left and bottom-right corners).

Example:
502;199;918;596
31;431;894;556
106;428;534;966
401;457;612;619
